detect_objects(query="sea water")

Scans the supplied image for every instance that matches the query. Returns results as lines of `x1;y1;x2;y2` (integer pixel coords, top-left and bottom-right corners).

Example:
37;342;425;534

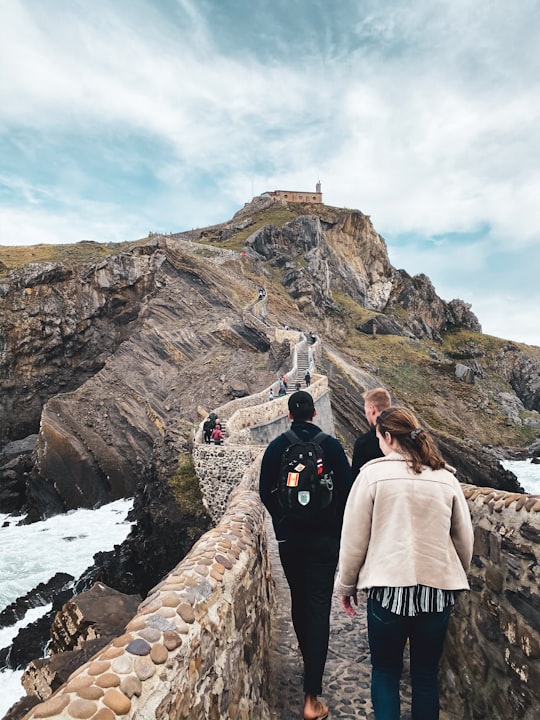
0;498;133;715
501;459;540;495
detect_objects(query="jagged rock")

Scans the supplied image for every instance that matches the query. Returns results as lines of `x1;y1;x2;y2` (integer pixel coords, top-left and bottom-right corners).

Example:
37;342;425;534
22;638;113;702
529;440;540;457
356;314;414;337
498;391;525;424
2;694;40;720
0;609;58;671
1;250;164;444
509;353;540;412
448;299;482;331
0;577;75;672
1;435;39;458
226;380;250;398
435;436;523;493
0;573;74;629
49;582;141;654
2;242;284;519
455;363;476;384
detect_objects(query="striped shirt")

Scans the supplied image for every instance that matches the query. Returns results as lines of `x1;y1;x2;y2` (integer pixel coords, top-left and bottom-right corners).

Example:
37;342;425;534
368;584;455;616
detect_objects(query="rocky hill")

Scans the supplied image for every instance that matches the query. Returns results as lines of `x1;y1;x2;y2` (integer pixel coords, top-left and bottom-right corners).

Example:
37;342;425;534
1;196;540;586
2;196;540;705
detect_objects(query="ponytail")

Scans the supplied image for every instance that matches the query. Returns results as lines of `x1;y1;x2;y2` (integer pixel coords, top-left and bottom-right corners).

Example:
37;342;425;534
376;407;445;473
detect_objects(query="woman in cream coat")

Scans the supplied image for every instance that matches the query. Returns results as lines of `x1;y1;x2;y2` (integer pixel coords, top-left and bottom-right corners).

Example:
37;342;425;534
335;407;474;720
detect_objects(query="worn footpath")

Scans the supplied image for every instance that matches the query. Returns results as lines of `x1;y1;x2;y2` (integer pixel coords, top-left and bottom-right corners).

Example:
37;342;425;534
265;514;414;720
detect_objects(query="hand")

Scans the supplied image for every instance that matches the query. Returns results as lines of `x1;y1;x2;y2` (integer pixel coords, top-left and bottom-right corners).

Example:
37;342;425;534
341;593;358;617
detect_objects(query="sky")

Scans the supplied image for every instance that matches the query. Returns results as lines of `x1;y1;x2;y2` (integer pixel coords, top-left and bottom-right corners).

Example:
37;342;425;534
1;0;539;346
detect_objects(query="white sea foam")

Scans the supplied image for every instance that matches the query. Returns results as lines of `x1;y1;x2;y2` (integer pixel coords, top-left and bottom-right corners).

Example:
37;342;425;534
0;498;133;610
0;498;133;715
501;459;540;495
0;669;25;716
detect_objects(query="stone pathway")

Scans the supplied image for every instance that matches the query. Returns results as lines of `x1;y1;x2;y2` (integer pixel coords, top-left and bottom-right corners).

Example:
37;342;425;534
264;514;415;720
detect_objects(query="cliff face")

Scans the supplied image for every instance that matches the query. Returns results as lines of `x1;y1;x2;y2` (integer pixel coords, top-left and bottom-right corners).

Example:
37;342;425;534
1;199;539;524
0;248;162;441
245;207;480;340
3;240;288;518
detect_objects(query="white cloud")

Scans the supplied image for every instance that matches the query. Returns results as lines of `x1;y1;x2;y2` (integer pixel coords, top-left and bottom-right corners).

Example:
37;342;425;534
1;0;539;347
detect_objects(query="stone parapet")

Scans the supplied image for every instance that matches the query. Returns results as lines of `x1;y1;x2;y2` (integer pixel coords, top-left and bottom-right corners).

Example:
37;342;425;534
440;485;540;720
22;463;273;720
193;443;263;523
225;374;328;442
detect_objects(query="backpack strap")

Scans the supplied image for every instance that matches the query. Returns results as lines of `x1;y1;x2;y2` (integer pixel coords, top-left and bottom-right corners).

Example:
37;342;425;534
312;431;328;445
284;429;301;444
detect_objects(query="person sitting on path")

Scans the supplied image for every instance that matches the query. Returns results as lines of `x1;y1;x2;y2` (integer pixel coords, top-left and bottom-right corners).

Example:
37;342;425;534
260;391;353;720
335;407;474;720
351;387;391;479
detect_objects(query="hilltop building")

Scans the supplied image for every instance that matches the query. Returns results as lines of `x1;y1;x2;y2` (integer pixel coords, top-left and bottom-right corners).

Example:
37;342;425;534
263;182;322;204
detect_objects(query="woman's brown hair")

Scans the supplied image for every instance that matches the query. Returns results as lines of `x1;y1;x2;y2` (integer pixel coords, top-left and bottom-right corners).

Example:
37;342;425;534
376;407;446;473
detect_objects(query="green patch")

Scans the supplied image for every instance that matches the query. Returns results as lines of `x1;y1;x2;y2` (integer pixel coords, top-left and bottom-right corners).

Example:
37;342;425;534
168;453;207;517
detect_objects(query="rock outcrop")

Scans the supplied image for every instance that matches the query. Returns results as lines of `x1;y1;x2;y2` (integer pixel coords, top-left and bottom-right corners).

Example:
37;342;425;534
2;200;535;521
21;583;141;701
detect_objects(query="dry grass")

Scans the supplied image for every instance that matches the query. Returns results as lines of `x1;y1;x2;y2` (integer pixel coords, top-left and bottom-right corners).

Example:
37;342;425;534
0;239;148;274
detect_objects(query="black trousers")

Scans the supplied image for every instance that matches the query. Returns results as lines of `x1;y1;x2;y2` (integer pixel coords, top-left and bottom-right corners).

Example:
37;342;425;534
278;535;339;695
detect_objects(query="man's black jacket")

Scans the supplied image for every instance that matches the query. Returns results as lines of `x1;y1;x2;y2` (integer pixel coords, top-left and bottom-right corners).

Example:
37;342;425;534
259;420;353;542
351;426;383;479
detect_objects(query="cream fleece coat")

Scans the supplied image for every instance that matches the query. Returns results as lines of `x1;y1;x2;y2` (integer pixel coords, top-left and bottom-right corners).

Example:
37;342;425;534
335;452;474;596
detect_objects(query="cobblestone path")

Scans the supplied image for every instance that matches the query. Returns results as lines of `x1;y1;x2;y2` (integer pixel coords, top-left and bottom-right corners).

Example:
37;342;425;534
265;515;414;720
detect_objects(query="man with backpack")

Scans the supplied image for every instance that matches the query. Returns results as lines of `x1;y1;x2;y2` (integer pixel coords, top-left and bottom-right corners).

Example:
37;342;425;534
259;391;353;720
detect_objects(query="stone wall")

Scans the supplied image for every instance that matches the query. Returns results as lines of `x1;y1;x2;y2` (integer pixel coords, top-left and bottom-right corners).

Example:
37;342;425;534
22;463;274;720
440;486;540;720
225;374;330;442
193;443;263;523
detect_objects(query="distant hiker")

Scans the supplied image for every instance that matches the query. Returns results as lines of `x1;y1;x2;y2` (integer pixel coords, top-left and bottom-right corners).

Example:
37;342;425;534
269;387;275;401
351;387;391;479
295;381;301;391
283;375;288;390
203;417;213;444
278;378;287;397
304;370;311;387
211;423;223;445
259;391;353;720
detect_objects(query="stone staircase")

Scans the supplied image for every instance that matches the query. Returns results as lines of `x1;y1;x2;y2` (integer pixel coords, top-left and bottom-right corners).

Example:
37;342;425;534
285;341;311;392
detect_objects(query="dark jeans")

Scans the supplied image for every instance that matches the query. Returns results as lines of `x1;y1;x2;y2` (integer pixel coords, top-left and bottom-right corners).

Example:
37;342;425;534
367;598;451;720
279;535;339;695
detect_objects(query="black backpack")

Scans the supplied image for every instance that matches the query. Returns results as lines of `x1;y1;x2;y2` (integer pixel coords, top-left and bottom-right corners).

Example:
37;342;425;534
275;429;334;522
